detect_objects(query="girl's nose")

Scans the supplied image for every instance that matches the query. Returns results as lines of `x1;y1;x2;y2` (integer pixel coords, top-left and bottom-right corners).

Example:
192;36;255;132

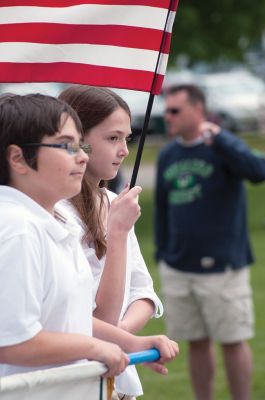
118;140;129;157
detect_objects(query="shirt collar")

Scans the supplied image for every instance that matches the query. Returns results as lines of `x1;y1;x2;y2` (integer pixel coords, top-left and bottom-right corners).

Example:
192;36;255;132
176;136;204;147
0;186;80;242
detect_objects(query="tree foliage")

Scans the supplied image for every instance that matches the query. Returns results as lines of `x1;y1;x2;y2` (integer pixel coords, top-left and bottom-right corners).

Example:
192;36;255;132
169;0;265;65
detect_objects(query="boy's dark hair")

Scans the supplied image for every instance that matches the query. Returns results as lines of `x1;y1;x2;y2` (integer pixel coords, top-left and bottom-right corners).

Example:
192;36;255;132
165;84;206;111
0;93;83;185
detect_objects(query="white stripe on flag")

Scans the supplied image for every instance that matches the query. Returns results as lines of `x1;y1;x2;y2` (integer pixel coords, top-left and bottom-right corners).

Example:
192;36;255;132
0;42;169;74
0;5;172;31
166;10;176;33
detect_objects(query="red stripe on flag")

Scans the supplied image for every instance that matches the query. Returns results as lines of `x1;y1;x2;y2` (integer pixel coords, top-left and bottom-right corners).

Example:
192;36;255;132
0;1;172;9
0;0;178;93
0;23;171;53
0;62;164;94
170;0;179;11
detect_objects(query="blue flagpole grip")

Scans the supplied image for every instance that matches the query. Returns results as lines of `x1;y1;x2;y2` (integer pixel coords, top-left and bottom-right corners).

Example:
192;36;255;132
128;348;160;365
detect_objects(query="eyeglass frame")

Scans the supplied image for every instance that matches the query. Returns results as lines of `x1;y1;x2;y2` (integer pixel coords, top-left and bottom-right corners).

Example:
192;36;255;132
19;142;92;155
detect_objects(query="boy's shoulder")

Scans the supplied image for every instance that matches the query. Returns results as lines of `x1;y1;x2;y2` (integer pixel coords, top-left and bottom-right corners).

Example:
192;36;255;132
0;187;47;241
0;197;29;240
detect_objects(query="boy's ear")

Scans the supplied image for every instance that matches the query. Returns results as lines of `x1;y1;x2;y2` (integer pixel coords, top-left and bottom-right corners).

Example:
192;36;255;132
6;144;29;175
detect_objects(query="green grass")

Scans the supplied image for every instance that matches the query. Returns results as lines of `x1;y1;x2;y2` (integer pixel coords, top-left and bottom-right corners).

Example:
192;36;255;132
133;184;265;400
124;139;162;166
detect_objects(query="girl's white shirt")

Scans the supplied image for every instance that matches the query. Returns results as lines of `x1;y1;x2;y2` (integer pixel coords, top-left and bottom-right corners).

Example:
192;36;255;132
59;189;163;396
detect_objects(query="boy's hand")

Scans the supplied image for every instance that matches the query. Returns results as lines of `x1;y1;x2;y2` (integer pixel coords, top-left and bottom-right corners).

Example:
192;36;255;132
95;340;129;378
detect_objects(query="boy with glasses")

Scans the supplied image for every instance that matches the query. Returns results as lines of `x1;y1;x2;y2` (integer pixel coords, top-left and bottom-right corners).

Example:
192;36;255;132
0;94;178;379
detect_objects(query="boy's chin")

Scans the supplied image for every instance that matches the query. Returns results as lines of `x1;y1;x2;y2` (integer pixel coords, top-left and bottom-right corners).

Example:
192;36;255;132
65;185;82;199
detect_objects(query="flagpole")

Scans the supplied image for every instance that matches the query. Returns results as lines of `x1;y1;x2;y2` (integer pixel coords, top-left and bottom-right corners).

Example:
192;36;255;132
129;92;154;188
129;0;175;188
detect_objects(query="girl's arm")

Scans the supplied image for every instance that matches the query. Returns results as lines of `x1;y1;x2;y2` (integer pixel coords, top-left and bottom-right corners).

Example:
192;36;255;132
93;186;142;325
117;229;164;333
93;317;179;375
93;227;128;325
118;299;155;333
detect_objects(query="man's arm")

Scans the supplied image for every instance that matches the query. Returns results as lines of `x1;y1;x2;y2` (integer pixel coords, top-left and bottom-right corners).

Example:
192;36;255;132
202;121;265;182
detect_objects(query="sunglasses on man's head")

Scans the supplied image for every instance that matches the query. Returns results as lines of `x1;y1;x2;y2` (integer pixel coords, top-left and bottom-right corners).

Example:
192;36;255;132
165;107;182;115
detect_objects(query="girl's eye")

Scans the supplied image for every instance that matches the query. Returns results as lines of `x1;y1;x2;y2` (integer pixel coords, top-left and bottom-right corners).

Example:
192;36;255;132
107;135;132;143
109;136;119;142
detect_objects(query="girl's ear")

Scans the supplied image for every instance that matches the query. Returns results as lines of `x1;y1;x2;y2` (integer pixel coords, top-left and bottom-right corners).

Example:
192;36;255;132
6;144;29;176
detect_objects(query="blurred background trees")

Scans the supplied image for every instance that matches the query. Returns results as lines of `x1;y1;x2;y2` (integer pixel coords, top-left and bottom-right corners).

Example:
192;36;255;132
169;0;265;66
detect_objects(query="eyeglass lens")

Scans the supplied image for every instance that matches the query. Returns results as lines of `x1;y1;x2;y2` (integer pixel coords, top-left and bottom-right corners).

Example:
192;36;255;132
67;143;91;155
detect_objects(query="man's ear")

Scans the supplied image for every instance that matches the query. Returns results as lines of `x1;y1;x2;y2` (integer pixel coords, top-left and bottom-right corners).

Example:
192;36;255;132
195;102;205;116
6;144;29;176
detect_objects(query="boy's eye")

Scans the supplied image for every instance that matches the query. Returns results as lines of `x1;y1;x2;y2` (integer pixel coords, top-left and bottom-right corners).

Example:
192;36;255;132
66;142;78;153
65;142;92;155
126;135;133;143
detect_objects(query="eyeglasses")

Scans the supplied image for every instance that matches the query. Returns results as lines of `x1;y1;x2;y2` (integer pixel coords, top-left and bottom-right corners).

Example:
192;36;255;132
165;107;182;116
20;142;92;155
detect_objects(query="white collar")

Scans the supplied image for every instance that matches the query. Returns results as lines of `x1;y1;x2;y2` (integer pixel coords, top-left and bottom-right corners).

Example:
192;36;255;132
0;186;80;242
176;136;204;147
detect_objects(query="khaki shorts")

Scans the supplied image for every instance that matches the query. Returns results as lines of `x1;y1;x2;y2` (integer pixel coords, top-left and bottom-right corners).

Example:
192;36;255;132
159;262;254;343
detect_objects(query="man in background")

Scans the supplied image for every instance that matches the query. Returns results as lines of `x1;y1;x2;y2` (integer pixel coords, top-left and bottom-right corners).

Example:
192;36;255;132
155;84;265;400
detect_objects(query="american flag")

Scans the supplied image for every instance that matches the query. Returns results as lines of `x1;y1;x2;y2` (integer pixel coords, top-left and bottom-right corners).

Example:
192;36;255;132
0;1;178;94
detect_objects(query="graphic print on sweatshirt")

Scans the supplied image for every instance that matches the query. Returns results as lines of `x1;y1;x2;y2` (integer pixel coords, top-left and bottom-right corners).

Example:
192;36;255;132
163;158;214;205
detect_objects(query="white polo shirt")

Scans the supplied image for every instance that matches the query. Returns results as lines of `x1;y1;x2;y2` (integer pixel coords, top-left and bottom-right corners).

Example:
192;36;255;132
60;189;164;396
0;186;94;378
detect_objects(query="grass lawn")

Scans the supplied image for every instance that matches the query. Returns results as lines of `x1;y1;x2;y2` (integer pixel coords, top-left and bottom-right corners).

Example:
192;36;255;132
133;182;265;399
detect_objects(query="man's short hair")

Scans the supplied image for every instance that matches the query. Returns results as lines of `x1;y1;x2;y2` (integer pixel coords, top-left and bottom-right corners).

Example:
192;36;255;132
0;93;83;185
164;84;206;109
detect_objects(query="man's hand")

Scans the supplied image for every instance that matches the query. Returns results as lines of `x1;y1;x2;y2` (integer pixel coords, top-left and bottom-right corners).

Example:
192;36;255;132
200;121;221;145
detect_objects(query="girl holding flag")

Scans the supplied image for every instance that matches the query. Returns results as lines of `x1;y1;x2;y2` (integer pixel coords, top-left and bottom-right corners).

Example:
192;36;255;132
59;85;163;399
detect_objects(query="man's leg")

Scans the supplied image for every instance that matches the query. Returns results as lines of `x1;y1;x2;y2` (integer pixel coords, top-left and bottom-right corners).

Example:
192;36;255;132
188;338;215;400
222;341;252;400
159;264;214;399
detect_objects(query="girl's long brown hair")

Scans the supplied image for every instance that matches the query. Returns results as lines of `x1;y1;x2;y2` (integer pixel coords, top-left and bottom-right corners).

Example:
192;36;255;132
59;86;131;259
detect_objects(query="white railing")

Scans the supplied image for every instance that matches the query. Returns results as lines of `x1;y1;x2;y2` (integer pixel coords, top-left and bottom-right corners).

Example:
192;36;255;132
0;349;160;400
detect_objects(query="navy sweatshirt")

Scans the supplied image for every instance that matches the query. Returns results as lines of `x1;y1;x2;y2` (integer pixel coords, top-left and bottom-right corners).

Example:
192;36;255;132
155;130;265;273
